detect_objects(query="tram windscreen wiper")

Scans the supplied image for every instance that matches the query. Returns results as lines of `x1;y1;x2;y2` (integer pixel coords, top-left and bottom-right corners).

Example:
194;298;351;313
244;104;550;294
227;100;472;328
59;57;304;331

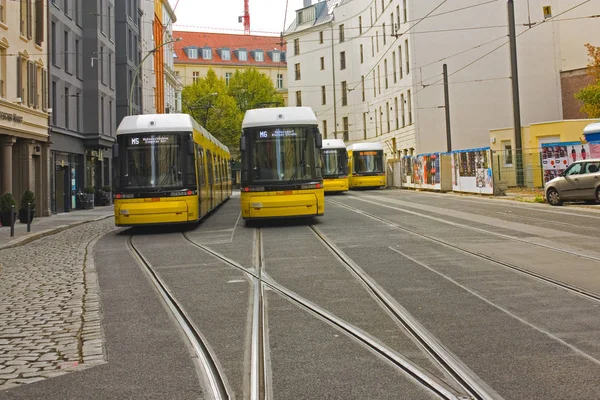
288;159;305;184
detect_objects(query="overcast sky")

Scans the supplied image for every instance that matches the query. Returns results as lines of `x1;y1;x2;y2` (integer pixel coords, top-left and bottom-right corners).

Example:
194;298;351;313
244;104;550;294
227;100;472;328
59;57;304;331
172;0;307;36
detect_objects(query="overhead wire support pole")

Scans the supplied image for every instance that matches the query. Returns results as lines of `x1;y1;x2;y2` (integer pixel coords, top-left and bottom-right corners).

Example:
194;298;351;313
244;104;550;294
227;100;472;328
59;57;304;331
442;64;452;152
330;24;338;139
507;0;524;186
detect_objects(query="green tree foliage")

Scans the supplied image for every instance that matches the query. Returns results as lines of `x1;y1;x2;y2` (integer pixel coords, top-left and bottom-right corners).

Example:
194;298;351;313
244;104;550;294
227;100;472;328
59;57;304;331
182;69;243;150
575;43;600;118
228;67;284;113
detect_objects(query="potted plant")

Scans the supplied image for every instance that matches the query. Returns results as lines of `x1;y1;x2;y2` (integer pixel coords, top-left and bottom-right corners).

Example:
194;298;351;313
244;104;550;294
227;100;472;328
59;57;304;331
83;186;95;208
19;190;36;223
0;192;17;226
99;185;112;206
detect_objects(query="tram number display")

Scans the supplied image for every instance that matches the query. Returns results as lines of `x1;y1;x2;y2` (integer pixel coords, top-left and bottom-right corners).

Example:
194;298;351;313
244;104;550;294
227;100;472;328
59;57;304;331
359;151;378;156
322;149;339;154
129;135;175;146
257;128;298;139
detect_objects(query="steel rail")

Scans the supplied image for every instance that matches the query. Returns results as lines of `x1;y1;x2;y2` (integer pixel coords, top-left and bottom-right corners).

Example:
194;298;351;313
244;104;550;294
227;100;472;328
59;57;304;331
127;236;231;400
328;199;600;305
309;226;499;400
182;232;466;400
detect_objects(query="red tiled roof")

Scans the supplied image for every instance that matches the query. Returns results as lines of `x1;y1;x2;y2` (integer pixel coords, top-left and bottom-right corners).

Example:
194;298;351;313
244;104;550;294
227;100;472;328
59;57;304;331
173;31;287;67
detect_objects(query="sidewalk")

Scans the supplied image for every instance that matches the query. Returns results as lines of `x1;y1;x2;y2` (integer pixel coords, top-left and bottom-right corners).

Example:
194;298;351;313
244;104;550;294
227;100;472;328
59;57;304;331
0;206;115;250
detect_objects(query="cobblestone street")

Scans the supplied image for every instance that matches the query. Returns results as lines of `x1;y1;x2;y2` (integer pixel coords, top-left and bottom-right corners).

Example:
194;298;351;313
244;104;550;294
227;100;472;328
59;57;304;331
0;219;114;391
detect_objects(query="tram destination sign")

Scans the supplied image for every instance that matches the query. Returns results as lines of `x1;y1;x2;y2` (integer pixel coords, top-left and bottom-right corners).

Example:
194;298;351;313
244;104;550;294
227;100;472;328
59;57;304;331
129;135;175;146
257;128;298;139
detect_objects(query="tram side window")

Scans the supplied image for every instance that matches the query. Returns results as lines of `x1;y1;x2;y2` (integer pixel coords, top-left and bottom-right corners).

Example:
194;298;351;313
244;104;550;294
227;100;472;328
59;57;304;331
207;151;214;184
187;144;196;186
197;146;205;185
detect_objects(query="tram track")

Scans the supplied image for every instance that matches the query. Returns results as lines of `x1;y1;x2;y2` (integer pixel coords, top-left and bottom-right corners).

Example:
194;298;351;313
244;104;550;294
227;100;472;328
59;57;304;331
328;198;600;304
182;231;487;400
126;235;232;400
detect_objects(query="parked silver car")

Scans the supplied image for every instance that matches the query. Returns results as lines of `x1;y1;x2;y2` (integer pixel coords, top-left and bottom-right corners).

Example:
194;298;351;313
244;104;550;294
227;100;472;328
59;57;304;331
545;159;600;206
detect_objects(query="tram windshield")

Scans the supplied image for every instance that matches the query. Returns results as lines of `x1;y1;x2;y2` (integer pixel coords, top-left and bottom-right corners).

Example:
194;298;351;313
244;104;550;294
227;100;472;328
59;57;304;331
249;126;318;182
321;148;348;177
120;133;183;189
353;150;384;174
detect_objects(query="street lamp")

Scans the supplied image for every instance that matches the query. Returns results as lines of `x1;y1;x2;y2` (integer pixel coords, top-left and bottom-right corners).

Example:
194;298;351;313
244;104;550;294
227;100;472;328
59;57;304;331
128;37;182;116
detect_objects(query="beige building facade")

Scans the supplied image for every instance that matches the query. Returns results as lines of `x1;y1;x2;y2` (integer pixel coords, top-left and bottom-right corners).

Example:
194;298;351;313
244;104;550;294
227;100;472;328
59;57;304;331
0;0;51;217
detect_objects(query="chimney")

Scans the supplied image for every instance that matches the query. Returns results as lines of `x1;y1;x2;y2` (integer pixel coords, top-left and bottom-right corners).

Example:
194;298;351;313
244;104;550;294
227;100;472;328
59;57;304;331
303;0;311;7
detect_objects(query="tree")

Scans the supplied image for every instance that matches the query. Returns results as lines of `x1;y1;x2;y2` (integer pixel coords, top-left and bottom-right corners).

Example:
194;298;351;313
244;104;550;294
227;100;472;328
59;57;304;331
228;67;284;113
182;69;243;151
575;43;600;118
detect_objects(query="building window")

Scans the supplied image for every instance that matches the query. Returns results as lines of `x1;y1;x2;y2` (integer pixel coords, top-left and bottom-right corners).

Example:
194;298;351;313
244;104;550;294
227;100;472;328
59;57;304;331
339;24;345;42
0;0;5;24
276;73;283;89
397;5;400;28
386;101;390;132
320;57;325;70
392;51;397;83
394;97;399;129
360;45;364;64
75;39;80;78
64;87;69;129
201;48;211;60
41;69;47;110
0;48;6;97
99;0;104;33
254;51;264;62
188;48;198;59
383;23;386;45
341;81;347;106
399;46;403;78
75;0;81;26
400;93;405;127
271;51;280;62
371;37;374;57
340;51;346;70
108;52;112;88
405;40;410;74
20;0;33;38
323;120;327;139
321;86;326;105
100;96;105;134
295;63;301;80
503;142;513;165
51;22;57;65
379;107;382;136
16;57;23;103
192;71;200;84
370;7;373;26
64;31;69;72
377;65;381;94
358;16;362;35
363;113;367;139
296;91;302;106
108;6;113;40
35;0;43;46
100;46;104;84
319;31;323;44
361;76;365;101
403;0;407;22
52;81;57;125
407;89;412;124
373;73;376;97
225;72;232;85
342;117;349;141
384;59;388;89
294;38;300;56
237;50;247;61
76;94;80;131
108;100;112;135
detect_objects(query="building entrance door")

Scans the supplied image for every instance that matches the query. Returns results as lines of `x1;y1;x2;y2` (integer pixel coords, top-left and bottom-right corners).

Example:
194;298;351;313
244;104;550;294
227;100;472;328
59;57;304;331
55;166;70;213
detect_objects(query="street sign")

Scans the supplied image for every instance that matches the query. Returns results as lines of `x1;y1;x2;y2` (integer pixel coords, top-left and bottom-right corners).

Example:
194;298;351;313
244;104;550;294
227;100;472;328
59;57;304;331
543;6;552;19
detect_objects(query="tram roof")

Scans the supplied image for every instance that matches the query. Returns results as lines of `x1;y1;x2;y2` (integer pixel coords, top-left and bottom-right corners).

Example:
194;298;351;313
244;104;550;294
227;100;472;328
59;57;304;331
116;113;230;154
242;107;318;128
347;142;384;151
322;139;346;149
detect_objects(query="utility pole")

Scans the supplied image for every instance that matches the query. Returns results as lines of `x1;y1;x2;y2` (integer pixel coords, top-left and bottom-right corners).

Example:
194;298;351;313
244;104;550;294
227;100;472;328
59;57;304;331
443;64;452;153
508;0;524;186
330;24;338;139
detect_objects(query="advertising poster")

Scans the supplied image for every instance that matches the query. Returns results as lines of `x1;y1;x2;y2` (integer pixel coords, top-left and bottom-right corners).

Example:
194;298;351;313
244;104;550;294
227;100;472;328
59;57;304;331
416;153;441;189
401;156;414;187
541;141;600;184
452;148;493;194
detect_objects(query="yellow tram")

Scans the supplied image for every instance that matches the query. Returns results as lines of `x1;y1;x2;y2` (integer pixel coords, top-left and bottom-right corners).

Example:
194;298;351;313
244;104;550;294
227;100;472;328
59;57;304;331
321;139;349;193
239;106;324;220
113;114;231;226
347;142;386;189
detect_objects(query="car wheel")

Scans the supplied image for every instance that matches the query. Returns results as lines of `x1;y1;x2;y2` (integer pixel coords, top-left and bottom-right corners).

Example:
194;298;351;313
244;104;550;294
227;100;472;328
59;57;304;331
546;188;562;206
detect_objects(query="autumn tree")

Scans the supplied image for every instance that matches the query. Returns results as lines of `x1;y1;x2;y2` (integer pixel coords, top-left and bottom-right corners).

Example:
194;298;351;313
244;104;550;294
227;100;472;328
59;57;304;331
227;67;284;113
575;43;600;118
182;69;243;151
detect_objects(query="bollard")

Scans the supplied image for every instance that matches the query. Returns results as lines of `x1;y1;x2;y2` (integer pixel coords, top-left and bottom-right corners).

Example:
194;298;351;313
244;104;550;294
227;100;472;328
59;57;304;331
27;202;31;232
10;204;14;237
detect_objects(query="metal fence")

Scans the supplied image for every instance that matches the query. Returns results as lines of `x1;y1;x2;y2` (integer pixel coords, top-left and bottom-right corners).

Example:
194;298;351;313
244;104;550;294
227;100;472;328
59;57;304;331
490;148;544;189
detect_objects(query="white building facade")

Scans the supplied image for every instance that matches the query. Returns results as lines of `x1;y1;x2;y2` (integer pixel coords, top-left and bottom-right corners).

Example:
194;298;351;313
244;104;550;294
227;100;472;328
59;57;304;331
163;2;182;114
285;0;600;158
140;0;157;114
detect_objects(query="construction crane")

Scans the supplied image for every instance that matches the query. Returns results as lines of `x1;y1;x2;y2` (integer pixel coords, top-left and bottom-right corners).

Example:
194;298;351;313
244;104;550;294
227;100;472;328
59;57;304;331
238;0;250;34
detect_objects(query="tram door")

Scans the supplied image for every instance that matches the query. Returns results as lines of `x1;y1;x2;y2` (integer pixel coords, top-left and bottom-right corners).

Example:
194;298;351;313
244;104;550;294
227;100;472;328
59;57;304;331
207;150;214;210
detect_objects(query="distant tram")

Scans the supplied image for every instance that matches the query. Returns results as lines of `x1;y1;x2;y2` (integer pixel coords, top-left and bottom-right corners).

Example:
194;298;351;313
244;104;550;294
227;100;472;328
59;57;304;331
113;114;231;226
321;139;349;193
239;106;324;220
347;142;386;189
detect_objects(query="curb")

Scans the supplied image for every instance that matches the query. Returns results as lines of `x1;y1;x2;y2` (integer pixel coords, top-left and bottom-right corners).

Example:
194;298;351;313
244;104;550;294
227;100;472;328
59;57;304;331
0;215;114;251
